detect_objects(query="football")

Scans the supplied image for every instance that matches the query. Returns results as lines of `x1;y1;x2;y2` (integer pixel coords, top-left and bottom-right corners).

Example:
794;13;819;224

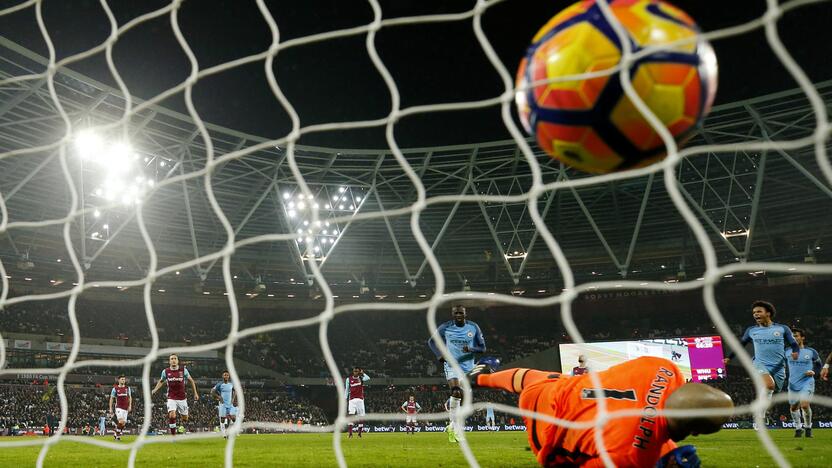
515;0;718;174
477;356;502;372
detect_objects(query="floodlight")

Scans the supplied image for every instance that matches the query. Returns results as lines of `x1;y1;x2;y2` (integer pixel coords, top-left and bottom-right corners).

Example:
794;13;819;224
75;130;104;159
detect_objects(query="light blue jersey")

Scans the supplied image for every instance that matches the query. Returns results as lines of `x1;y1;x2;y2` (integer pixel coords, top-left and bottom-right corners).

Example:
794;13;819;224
213;382;234;405
213;381;237;418
428;320;486;380
738;323;799;369
485;405;495;421
734;323;798;390
788;347;821;391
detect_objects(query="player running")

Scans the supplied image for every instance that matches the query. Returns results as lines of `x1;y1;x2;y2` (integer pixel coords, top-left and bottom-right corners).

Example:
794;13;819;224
345;366;369;438
471;356;733;467
723;301;799;408
400;395;421;435
108;375;132;441
152;354;199;436
211;371;237;439
428;305;485;418
787;328;821;438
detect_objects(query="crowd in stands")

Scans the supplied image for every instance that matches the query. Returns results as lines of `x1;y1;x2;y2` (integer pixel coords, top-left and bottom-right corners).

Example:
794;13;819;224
1;297;560;379
3;278;832;430
704;372;832;423
0;383;327;435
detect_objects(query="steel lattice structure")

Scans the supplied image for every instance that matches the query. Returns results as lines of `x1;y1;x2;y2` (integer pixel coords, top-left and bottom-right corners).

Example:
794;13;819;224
1;36;831;297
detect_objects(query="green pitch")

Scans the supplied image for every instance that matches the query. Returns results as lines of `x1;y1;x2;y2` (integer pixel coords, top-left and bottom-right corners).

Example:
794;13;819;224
1;430;830;467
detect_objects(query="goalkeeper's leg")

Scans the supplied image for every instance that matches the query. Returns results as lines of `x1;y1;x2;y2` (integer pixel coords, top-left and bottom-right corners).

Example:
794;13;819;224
475;368;560;393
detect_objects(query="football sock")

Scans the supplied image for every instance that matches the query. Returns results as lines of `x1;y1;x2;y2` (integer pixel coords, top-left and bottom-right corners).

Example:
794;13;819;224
348;423;353;436
791;410;802;430
476;369;556;393
358;423;364;435
803;407;813;428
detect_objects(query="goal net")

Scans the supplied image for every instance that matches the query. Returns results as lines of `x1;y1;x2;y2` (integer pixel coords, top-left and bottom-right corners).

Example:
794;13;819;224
0;0;831;467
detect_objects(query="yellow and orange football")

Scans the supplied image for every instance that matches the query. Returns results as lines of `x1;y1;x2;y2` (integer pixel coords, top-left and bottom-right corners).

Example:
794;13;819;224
516;0;717;174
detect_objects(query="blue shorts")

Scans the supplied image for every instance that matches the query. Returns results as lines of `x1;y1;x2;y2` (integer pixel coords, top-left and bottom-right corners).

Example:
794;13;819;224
444;360;475;381
753;361;785;391
788;381;815;405
218;404;238;418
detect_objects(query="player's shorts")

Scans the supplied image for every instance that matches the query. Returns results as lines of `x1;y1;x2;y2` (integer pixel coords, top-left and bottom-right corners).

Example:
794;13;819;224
788;381;815;405
115;408;129;422
753;361;785;391
485;414;495;425
444;360;475;381
218;403;238;418
348;398;366;416
405;414;416;424
166;399;189;415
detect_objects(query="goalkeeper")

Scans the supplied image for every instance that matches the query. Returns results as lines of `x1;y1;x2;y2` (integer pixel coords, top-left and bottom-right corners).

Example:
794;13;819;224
470;356;733;467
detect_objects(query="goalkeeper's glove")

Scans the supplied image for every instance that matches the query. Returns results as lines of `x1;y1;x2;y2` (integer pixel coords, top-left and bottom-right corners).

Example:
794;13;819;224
655;445;700;468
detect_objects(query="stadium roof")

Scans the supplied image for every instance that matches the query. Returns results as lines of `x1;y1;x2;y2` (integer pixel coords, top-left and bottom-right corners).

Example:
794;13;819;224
1;36;831;298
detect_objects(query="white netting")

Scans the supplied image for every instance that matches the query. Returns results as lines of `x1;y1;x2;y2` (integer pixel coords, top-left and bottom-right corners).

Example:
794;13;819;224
0;0;831;467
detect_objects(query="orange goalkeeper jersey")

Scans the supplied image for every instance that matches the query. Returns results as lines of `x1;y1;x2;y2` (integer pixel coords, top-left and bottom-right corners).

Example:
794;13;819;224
520;356;685;467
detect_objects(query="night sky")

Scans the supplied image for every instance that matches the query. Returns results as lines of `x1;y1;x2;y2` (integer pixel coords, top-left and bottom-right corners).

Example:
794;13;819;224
1;0;830;148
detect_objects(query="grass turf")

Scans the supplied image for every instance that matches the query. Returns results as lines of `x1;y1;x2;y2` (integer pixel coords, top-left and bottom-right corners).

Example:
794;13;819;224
0;430;830;467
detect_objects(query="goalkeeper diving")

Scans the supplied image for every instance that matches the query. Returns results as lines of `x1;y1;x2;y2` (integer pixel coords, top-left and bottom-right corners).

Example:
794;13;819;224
470;356;733;467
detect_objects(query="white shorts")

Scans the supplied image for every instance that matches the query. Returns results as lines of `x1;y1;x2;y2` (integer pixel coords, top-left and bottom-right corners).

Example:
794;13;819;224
166;399;189;415
348;398;365;416
405;414;416;423
115;408;129;423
